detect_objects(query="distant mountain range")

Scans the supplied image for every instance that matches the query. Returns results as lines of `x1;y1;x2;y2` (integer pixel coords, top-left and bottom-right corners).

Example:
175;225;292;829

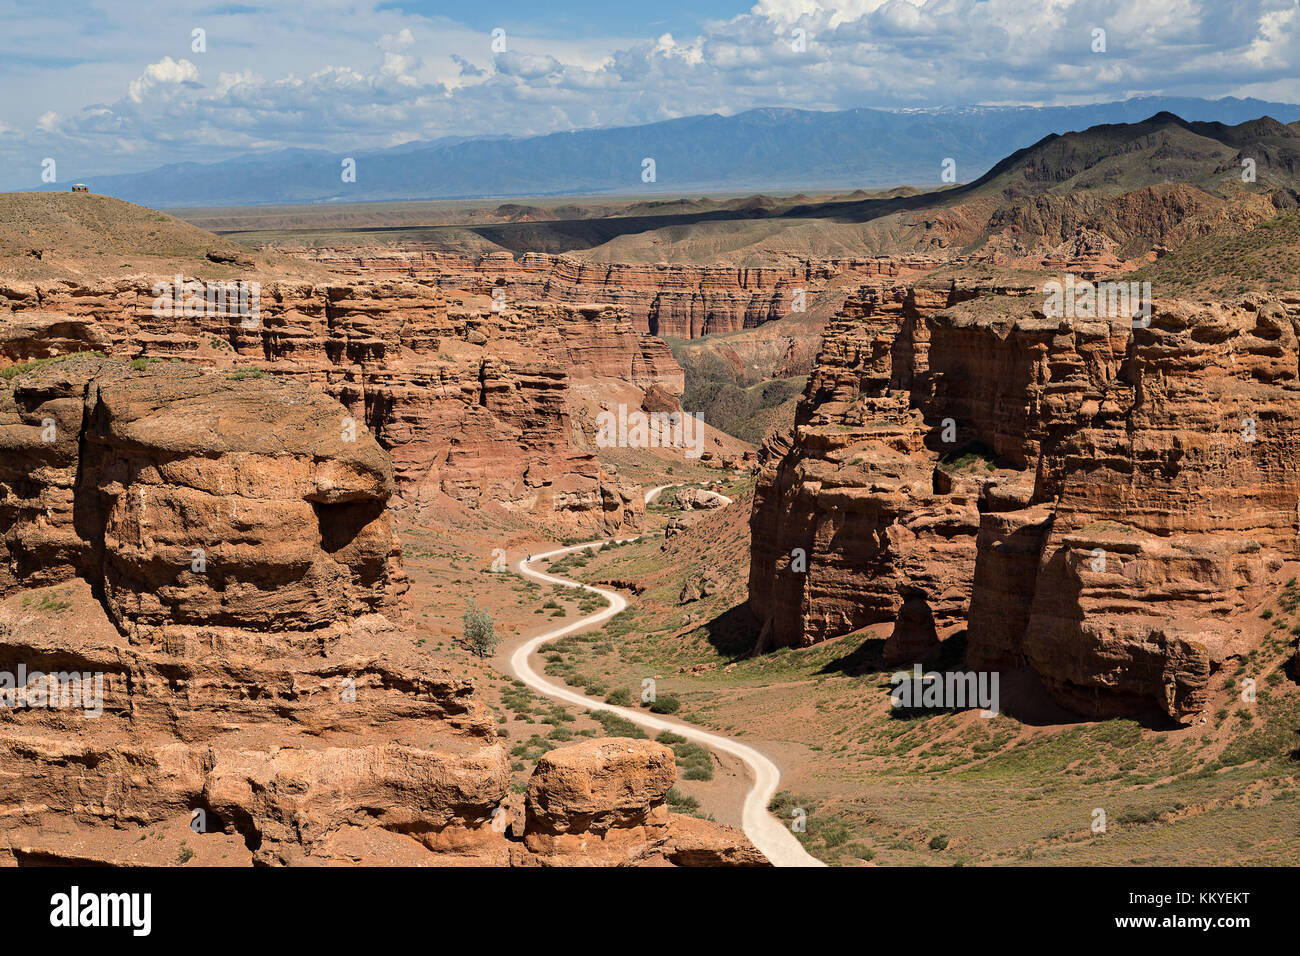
443;112;1300;265
30;96;1300;208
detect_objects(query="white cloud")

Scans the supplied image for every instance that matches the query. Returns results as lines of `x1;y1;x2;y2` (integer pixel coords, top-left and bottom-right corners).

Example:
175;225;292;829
1;0;1298;184
1245;5;1299;67
378;28;416;52
127;57;201;104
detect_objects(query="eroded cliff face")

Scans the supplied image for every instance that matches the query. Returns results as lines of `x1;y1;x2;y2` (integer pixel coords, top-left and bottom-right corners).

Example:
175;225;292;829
0;278;676;534
0;356;406;644
750;283;1300;721
0;359;762;866
748;282;1017;653
304;249;947;338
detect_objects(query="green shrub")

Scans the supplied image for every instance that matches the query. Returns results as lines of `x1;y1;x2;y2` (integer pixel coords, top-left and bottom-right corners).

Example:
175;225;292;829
604;687;632;706
2;351;108;381
667;740;714;781
648;695;681;715
586;710;647;739
463;602;498;658
821;822;850;848
665;788;699;812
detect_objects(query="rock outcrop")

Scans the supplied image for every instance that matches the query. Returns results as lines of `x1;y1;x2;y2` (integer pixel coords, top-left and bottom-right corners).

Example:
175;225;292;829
518;738;767;866
0;359;763;866
0;356;406;642
749;282;1004;649
305;249;946;338
0;279;677;534
750;283;1300;721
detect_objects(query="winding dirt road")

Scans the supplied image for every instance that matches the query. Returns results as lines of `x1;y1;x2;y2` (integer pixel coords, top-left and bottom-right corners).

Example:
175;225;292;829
509;484;823;867
643;483;731;507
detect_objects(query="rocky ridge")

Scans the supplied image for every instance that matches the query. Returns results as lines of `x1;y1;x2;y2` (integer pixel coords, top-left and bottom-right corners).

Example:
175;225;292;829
304;249;950;338
0;277;683;534
749;281;1300;721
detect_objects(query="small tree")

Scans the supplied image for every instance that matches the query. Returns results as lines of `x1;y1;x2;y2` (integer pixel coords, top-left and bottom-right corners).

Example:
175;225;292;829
463;602;498;659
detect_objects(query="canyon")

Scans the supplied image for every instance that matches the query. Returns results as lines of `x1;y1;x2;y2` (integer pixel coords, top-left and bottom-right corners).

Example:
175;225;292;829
0;355;763;865
0;272;685;535
0;194;775;865
302;248;947;339
4;105;1300;869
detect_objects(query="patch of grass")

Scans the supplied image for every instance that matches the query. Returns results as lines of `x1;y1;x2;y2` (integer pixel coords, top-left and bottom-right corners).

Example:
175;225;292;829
509;734;554;763
586;709;647;739
665;739;715;781
666;788;700;814
1130;210;1300;298
2;351;108;382
21;591;74;614
940;441;999;472
817;820;851;848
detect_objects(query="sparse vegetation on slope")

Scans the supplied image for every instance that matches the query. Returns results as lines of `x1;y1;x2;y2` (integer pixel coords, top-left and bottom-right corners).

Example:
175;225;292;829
0;192;321;282
1130;210;1300;297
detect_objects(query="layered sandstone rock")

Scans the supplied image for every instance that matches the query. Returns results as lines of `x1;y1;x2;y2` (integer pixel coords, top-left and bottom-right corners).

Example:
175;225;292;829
305;249;946;338
750;282;1022;650
0;355;406;641
0;583;762;866
750;283;1300;721
0;362;762;866
981;295;1298;719
0;279;674;534
517;738;767;867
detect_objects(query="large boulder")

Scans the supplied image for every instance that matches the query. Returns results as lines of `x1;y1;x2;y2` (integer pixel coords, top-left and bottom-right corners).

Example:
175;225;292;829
521;737;768;866
526;738;673;836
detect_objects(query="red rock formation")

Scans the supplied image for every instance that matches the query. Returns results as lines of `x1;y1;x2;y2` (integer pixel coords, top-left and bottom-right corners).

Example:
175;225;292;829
0;356;406;641
518;738;767;866
979;295;1298;719
303;249;948;338
749;282;1300;721
0;360;762;866
0;279;677;534
749;282;1013;650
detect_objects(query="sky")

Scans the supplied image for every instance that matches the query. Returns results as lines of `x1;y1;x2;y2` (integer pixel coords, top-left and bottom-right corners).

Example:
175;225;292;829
2;0;1298;185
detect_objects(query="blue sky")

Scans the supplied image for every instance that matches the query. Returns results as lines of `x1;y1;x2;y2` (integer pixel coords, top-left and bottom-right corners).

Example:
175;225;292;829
1;0;1298;187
